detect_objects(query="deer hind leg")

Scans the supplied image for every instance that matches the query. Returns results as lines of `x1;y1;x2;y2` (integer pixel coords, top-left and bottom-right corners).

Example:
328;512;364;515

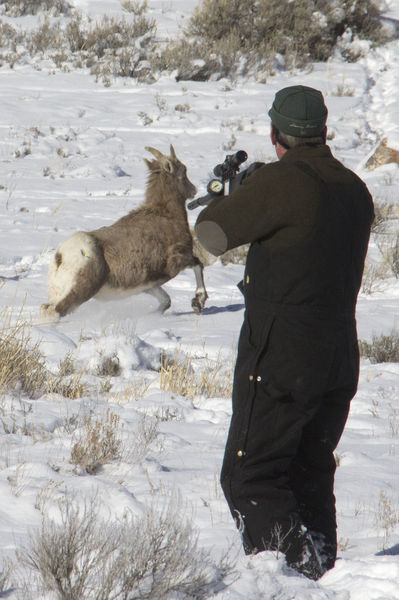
191;259;208;315
146;285;171;313
40;232;107;319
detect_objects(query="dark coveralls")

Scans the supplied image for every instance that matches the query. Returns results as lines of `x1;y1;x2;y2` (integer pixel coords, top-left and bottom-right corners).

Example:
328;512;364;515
195;145;374;574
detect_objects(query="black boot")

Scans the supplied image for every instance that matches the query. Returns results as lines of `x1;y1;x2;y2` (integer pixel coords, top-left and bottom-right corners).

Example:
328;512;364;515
284;527;326;580
309;530;336;572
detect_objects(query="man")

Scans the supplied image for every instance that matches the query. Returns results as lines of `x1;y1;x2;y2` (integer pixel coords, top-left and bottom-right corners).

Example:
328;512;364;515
195;85;374;580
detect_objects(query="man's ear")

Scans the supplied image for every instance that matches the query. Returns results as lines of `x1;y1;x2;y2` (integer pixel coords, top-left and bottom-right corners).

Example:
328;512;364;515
270;126;277;146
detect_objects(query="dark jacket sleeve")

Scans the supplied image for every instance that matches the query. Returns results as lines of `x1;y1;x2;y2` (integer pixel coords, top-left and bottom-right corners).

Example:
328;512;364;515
194;161;319;256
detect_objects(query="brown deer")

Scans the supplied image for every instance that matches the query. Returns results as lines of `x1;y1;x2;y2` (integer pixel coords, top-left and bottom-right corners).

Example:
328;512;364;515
41;146;208;320
366;138;399;170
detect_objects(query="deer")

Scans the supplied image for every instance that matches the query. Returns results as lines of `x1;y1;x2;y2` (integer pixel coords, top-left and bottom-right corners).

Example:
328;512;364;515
40;146;208;320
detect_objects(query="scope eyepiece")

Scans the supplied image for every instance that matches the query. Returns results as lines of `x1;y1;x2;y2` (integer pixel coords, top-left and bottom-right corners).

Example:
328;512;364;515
234;150;248;166
213;150;248;179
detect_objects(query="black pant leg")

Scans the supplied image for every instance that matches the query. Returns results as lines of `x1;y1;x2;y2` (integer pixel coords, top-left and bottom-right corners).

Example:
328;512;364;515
288;385;353;567
221;380;322;554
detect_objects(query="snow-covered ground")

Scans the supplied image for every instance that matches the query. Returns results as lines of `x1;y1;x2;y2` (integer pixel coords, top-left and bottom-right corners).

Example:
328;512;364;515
0;1;398;598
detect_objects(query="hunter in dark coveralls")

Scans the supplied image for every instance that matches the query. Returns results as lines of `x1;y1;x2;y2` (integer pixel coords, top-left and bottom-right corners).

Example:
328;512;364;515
195;86;374;580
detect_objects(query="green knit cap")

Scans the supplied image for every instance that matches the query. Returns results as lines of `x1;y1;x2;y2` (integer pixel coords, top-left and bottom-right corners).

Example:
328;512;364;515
268;85;328;137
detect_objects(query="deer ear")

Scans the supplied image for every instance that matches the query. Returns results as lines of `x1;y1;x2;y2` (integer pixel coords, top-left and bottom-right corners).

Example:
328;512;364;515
163;159;174;173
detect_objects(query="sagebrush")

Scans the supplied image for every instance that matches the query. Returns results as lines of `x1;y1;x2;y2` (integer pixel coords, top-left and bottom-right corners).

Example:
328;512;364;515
0;0;71;17
21;495;231;600
152;0;390;81
359;330;399;363
0;0;391;83
377;231;399;278
0;559;13;595
0;10;157;84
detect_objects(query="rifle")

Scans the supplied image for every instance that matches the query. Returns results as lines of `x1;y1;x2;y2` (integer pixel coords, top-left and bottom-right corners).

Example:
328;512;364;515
187;150;248;210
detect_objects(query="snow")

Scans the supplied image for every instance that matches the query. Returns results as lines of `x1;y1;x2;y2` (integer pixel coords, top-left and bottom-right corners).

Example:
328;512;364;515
0;1;398;598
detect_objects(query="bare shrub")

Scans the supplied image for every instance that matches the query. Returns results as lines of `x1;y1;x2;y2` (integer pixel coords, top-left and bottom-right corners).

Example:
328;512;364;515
1;0;71;17
128;414;158;463
64;11;86;53
0;308;47;398
389;415;399;438
71;409;124;474
0;558;14;594
83;14;155;59
377;232;399;278
0;9;156;84
372;201;395;233
97;352;121;377
26;17;62;54
151;33;251;81
21;495;231;600
359;330;399;363
361;260;389;294
121;0;148;16
20;496;121;599
70;13;156;84
0;20;21;48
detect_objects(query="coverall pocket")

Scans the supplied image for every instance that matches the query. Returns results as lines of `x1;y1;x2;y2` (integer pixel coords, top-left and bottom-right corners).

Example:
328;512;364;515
262;322;336;400
240;341;335;462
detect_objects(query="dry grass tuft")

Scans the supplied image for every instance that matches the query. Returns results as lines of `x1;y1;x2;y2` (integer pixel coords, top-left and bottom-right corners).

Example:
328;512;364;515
48;375;89;399
0;308;47;398
71;409;124;474
374;490;399;550
160;351;233;399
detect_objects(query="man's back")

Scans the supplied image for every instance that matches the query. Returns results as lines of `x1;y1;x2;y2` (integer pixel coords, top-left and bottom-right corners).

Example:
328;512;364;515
196;144;374;315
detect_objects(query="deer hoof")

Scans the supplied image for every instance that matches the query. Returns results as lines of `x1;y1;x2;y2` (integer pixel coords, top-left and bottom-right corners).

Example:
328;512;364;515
191;297;202;315
40;303;60;321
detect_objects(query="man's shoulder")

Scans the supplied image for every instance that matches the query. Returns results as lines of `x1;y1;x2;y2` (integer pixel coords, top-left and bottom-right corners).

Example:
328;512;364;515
245;156;298;181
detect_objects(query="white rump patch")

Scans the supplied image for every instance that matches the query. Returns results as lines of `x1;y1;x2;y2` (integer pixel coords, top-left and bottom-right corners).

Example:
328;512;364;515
48;232;97;304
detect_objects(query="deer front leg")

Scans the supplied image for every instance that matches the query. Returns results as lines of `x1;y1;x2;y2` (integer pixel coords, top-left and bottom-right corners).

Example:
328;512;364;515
191;261;208;314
